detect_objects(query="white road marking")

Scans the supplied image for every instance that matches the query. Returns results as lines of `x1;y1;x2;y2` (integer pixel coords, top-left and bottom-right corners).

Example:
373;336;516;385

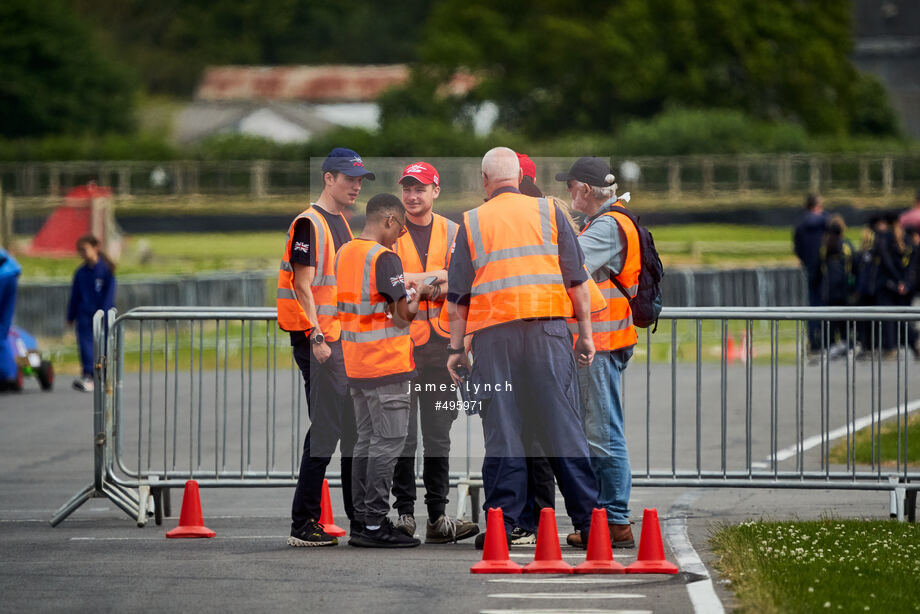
768;399;920;462
508;553;630;560
489;576;657;584
664;490;725;614
488;593;644;600
481;610;652;614
70;535;283;541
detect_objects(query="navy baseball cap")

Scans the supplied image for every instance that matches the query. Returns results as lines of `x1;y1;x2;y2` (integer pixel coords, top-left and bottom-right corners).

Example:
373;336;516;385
321;147;376;179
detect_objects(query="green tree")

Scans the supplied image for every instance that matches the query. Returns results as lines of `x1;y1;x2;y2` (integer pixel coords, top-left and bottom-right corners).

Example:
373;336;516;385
0;0;136;137
67;0;433;95
407;0;896;137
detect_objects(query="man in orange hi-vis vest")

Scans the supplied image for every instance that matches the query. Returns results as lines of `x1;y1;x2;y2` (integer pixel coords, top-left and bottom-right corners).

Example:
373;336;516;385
445;147;601;549
389;161;479;544
557;157;641;550
336;193;436;548
281;147;374;548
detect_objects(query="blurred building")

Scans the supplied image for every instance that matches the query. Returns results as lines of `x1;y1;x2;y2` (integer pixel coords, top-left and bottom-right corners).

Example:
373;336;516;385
852;0;920;137
175;65;478;144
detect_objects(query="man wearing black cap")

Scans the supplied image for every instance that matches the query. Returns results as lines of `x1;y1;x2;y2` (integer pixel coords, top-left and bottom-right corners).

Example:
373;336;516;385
556;156;639;549
279;147;374;547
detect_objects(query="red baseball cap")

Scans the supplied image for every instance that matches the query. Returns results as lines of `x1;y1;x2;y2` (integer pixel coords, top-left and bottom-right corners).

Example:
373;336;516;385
399;161;439;186
516;153;536;180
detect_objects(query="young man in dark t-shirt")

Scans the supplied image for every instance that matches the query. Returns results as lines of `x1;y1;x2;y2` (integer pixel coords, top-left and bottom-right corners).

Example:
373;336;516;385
390;162;479;543
338;194;435;548
282;147;373;548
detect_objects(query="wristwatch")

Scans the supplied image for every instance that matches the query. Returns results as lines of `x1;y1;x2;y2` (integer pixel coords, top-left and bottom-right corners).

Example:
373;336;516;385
446;346;464;355
311;332;325;345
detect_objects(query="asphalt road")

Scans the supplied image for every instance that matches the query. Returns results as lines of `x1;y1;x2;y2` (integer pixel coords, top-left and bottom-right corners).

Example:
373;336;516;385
1;356;917;613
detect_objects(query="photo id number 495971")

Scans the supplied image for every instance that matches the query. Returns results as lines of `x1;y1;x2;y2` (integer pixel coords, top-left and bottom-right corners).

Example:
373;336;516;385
434;400;481;412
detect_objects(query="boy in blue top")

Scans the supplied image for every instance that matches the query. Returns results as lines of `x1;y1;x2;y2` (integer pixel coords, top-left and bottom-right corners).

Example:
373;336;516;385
67;235;116;392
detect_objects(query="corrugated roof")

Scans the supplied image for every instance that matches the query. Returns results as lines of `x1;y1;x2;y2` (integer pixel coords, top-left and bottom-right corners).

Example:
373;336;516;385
196;65;411;102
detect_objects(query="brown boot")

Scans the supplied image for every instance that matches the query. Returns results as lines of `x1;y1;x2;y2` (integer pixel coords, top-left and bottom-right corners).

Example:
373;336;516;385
610;523;635;548
566;531;583;548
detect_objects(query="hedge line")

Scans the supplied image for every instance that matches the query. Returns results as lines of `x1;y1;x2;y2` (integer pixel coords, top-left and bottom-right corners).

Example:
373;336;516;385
0;109;916;162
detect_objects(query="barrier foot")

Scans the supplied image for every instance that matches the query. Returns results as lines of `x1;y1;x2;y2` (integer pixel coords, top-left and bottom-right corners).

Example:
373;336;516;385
470;486;481;524
456;482;470;521
49;483;95;527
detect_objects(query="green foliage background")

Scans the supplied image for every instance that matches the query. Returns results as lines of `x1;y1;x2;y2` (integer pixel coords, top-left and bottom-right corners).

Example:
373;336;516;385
0;0;137;137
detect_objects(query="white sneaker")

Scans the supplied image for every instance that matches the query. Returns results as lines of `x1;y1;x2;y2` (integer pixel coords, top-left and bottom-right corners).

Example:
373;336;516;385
72;377;94;392
393;513;416;537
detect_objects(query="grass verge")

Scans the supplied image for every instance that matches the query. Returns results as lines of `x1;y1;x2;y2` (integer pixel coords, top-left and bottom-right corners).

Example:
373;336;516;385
15;224;823;280
828;413;920;467
711;519;920;614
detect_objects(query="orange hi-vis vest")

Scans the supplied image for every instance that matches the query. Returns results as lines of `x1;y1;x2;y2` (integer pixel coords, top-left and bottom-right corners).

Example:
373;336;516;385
393;213;459;347
571;205;641;352
277;205;353;340
335;239;415;380
462;193;577;334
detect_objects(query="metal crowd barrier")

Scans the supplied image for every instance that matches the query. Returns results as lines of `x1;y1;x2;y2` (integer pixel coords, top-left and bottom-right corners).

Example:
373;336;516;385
51;305;920;527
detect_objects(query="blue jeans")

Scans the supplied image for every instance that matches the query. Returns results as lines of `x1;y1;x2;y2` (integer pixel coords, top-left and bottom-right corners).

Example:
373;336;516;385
579;346;633;525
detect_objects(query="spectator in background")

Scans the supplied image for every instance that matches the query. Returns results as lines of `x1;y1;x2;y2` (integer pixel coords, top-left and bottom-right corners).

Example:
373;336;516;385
793;194;828;353
874;213;914;357
67;235;116;392
899;189;920;236
516;152;543;198
818;215;856;359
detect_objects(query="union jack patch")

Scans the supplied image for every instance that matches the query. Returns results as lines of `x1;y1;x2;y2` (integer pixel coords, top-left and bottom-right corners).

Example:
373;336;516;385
389;274;405;287
293;241;309;253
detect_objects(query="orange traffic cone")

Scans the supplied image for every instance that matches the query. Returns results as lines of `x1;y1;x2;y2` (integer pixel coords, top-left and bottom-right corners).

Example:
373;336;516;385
524;508;573;574
471;508;522;574
626;508;678;574
166;480;216;538
725;335;738;363
319;479;347;537
574;508;625;574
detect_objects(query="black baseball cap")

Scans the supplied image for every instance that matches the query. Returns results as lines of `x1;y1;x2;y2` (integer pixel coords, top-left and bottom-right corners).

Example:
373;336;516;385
321;147;376;179
555;156;616;187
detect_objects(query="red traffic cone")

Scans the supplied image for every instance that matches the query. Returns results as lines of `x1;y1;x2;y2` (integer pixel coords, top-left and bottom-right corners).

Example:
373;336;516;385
524;508;573;574
166;480;216;538
318;479;346;537
626;508;678;574
725;335;737;364
574;508;625;574
471;508;522;574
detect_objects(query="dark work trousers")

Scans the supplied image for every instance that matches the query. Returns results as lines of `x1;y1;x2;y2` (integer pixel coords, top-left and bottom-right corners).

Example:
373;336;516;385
471;319;599;533
806;273;824;352
290;337;357;530
391;340;458;521
521;445;556;533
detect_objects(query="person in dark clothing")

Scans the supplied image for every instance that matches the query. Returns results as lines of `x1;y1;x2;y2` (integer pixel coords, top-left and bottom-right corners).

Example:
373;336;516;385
67;235;116;392
507;151;560;545
818;215;856;358
793;194;827;353
874;213;914;356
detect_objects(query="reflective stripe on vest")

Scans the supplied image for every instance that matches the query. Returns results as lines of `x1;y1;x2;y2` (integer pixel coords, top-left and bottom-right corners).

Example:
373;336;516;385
276;205;353;339
570;206;641;352
463;193;573;334
335;240;414;380
394;214;459;346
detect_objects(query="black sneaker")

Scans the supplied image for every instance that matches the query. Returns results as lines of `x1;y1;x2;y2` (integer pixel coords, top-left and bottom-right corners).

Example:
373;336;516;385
474;529;512;550
287;519;337;547
351;518;420;548
510;526;536;545
350;520;365;537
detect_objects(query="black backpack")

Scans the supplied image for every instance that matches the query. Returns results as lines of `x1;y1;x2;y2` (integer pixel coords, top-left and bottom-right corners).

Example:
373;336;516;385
607;205;664;330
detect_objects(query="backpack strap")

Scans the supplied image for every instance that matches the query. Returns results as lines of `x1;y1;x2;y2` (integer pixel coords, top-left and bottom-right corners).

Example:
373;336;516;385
606;204;641;300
